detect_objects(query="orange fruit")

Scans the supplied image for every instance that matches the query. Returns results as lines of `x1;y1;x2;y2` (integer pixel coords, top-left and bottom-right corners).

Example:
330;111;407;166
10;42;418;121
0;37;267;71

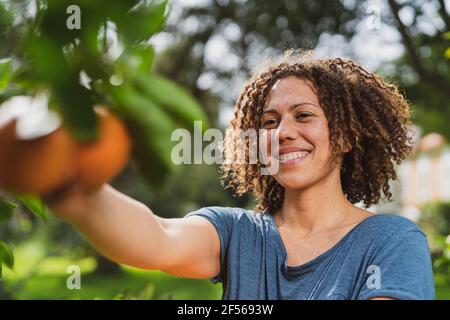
75;107;132;190
0;106;132;196
0;120;76;195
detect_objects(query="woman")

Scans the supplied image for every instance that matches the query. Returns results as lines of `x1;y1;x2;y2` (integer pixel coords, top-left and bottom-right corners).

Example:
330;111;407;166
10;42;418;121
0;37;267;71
48;51;435;300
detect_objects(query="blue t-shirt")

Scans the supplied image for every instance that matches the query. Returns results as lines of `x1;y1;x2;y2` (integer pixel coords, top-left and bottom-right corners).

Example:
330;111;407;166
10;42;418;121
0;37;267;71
184;206;435;300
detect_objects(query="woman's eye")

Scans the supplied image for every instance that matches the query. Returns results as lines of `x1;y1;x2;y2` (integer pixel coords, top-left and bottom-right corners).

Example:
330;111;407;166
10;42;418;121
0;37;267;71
296;113;311;120
262;119;278;127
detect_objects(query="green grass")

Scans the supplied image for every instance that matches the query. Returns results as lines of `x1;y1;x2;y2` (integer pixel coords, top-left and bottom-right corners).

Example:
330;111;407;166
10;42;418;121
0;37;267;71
434;273;450;300
6;268;222;300
1;239;222;300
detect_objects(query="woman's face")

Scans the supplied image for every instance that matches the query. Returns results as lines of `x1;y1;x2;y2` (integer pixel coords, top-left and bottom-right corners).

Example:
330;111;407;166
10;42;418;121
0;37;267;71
260;76;341;191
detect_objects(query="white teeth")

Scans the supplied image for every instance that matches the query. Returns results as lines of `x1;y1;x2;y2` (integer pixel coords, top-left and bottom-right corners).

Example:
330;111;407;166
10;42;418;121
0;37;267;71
278;151;310;162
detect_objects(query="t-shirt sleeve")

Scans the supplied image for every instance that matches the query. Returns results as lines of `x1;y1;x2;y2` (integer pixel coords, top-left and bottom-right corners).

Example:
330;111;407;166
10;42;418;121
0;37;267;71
184;206;237;284
357;229;436;300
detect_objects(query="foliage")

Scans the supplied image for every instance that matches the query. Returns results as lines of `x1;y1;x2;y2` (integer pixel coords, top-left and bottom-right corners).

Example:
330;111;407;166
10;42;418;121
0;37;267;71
417;201;450;280
0;0;209;185
0;0;209;281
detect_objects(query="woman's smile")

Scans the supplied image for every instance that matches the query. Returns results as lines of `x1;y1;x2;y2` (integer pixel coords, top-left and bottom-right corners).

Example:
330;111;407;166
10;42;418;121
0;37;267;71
277;150;311;167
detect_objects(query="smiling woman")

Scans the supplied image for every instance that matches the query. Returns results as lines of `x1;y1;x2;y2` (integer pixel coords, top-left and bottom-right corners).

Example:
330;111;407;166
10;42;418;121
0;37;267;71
220;50;414;216
46;50;435;301
185;50;435;299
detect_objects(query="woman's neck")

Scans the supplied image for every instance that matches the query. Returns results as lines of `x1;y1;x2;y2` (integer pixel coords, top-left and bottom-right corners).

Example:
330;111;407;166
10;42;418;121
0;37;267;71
277;168;354;234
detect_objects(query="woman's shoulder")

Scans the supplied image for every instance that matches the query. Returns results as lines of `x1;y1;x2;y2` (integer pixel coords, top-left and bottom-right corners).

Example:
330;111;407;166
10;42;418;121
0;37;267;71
354;212;427;242
185;205;259;222
362;212;423;230
186;205;253;216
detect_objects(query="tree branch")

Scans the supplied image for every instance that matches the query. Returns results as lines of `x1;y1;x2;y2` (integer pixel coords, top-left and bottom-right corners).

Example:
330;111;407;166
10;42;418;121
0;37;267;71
437;0;450;31
388;0;450;100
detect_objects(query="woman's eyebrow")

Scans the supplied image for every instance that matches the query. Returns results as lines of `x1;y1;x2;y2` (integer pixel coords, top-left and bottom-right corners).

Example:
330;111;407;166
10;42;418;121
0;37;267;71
262;102;319;115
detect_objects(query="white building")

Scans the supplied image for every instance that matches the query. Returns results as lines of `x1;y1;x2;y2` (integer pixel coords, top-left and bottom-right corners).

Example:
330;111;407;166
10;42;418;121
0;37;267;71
375;131;450;221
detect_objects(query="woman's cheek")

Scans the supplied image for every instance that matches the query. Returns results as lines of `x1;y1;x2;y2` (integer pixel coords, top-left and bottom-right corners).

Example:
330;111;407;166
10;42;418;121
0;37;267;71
258;129;280;173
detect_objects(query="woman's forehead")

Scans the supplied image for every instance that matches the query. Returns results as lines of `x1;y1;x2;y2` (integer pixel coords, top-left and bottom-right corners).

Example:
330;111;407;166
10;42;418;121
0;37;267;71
265;77;319;110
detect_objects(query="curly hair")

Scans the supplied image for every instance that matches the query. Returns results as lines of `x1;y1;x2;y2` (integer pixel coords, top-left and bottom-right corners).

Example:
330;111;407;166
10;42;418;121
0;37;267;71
219;50;414;215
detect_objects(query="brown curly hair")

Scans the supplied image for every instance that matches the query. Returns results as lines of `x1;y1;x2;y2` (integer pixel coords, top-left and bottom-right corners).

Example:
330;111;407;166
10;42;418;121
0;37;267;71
219;50;414;215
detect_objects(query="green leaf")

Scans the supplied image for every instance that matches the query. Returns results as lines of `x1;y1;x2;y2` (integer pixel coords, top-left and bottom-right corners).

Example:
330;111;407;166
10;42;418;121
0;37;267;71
0;241;14;269
0;88;29;104
115;44;155;76
26;35;69;85
109;84;178;187
118;0;168;46
0;199;17;224
54;83;99;141
0;3;14;31
110;84;176;157
138;283;155;300
444;48;450;60
443;32;450;40
0;58;12;92
157;292;173;300
130;124;175;189
15;194;49;221
134;73;210;130
113;288;133;300
25;34;98;141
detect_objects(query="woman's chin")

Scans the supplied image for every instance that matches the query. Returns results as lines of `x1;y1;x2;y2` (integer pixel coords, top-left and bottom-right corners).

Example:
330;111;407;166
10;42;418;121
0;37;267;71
275;176;312;191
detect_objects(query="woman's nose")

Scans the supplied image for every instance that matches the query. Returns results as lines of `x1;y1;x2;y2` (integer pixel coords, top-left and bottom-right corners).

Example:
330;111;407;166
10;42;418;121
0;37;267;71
277;116;299;142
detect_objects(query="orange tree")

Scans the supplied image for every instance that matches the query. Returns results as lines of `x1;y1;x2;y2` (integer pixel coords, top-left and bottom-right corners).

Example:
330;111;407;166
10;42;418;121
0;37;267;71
0;0;209;277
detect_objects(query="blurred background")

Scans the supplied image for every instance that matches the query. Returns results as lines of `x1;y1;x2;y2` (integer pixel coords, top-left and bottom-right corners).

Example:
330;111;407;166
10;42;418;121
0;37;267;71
0;0;449;300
